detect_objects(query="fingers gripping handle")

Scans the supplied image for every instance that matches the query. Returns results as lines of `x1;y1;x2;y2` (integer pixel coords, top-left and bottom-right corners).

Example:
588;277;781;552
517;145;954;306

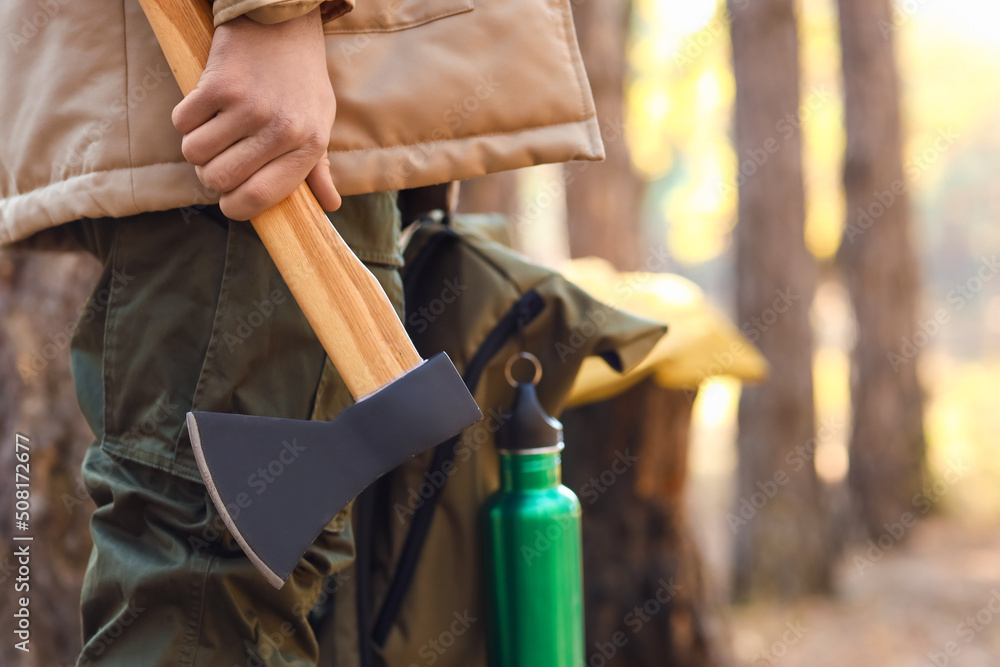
138;0;422;399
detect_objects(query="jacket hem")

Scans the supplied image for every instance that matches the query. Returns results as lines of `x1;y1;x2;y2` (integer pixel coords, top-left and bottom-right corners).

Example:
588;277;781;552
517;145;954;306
0;116;603;246
0;162;207;246
329;116;605;195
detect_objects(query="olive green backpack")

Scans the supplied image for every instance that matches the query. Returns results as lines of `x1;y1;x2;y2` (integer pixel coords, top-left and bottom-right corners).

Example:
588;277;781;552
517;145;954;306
315;212;665;667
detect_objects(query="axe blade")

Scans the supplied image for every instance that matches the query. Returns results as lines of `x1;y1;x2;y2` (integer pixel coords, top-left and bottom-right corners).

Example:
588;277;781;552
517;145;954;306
187;352;481;588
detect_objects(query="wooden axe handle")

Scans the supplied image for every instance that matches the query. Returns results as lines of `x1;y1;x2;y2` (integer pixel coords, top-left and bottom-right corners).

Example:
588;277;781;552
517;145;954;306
138;0;422;399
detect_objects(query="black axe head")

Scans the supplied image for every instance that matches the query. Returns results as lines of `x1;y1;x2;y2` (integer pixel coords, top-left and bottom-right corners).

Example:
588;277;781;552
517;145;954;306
186;352;480;588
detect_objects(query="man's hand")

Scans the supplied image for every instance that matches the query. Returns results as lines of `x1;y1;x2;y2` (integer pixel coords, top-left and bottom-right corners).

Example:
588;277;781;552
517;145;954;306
171;8;341;220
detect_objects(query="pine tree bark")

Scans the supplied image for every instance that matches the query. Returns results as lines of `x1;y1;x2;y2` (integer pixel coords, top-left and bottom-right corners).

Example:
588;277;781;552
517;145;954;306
0;250;100;667
566;0;644;271
837;0;926;538
728;0;831;600
562;382;727;667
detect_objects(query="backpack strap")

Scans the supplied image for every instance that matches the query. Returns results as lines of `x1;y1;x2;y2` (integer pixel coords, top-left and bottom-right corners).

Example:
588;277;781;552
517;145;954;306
371;277;546;645
354;221;455;664
371;432;462;645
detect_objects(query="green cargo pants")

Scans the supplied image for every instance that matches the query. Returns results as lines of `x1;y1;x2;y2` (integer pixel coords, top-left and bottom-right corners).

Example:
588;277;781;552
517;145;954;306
67;193;403;666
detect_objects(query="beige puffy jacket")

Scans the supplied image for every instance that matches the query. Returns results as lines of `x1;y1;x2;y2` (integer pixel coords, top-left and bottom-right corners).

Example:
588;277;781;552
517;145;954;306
0;0;603;245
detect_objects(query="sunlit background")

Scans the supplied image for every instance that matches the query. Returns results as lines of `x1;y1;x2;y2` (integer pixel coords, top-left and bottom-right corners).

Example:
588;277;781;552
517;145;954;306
524;0;1000;516
513;0;1000;662
636;0;1000;525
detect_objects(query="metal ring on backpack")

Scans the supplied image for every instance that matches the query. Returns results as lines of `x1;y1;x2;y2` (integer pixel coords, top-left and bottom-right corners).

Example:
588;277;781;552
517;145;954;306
504;351;542;387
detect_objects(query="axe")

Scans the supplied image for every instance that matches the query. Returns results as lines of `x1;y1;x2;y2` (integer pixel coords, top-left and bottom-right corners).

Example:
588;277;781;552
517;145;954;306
138;0;482;588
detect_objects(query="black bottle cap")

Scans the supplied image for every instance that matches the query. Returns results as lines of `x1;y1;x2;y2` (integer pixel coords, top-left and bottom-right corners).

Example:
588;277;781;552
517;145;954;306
497;381;564;452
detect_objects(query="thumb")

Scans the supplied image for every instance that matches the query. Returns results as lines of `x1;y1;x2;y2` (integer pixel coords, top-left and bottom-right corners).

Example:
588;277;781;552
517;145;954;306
307;154;342;212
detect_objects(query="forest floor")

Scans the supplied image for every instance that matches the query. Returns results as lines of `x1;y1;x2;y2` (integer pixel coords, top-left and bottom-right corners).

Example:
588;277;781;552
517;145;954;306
723;515;1000;667
687;364;1000;667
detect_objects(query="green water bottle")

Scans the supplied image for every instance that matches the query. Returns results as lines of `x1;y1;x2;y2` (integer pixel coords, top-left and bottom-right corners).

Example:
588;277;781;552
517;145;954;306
483;353;585;667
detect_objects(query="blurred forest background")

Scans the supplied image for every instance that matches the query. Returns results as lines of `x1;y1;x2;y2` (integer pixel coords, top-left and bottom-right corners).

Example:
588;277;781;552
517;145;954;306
2;0;1000;665
463;0;1000;663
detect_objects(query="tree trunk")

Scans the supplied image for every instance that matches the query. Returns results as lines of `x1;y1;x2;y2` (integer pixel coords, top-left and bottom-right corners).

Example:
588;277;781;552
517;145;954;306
0;250;101;667
562;382;727;667
836;0;926;540
566;0;645;271
728;0;831;600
